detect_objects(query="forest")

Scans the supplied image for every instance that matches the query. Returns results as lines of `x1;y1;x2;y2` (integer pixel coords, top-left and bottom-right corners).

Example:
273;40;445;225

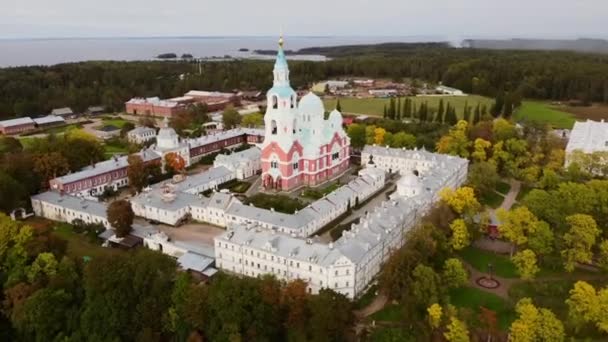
2;43;608;119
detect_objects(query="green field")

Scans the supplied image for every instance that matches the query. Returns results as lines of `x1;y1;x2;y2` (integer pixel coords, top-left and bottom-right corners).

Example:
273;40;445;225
514;101;576;129
459;247;518;278
449;286;515;329
323;95;494;117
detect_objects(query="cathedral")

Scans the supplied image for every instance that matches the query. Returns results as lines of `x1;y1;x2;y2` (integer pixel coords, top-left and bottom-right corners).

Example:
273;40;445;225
261;37;351;191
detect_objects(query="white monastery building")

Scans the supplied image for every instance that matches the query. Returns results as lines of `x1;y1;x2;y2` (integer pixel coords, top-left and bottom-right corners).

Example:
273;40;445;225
565;119;608;172
214;146;468;299
127;126;157;144
260;37;350;191
214;147;262;180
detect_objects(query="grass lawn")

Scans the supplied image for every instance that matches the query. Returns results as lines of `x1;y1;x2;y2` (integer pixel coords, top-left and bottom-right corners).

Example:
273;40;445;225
479;191;504;209
367;327;416;341
370;303;403;322
450;286;515;330
24;218;118;261
301;181;342;200
53;223;119;260
514;101;576;129
18;136;38;149
243;193;306;214
323;95;494;118
44;123;82;134
459;246;518;278
495;181;511;195
102;117;130;128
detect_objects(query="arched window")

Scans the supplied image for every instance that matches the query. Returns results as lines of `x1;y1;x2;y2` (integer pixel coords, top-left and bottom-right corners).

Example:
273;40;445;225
292;118;297;134
271;120;277;135
271;95;278;109
291;95;297;109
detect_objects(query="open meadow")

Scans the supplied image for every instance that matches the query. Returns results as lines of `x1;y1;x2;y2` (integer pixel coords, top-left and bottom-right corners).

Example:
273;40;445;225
514;101;576;129
323;95;494;118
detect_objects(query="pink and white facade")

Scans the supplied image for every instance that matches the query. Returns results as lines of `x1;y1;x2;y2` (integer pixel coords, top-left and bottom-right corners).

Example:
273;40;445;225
261;39;350;191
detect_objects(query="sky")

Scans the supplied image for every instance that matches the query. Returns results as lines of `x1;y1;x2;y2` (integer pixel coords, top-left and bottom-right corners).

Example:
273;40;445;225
2;0;608;39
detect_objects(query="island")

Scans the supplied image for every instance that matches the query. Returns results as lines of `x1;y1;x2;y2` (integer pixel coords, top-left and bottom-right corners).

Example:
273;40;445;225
156;53;177;59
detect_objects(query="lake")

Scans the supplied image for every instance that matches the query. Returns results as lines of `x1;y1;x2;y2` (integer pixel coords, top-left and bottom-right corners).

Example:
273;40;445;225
0;36;444;68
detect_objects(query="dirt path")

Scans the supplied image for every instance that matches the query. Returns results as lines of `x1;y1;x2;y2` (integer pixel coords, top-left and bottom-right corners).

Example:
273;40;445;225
499;179;521;210
354;293;388;319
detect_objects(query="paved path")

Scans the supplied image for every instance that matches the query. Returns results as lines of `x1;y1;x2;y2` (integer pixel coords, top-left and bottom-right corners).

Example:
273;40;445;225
245;175;262;197
499;179;521;210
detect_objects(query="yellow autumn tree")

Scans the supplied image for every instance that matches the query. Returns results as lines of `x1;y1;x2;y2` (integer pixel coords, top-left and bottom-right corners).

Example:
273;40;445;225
373;127;386;145
436;120;472;158
427;303;443;329
562;214;601;272
566;281;608;333
471;138;492;162
449;219;470;250
440;186;481;216
511;249;540;281
496;206;542;256
509;298;565;342
444;317;470;342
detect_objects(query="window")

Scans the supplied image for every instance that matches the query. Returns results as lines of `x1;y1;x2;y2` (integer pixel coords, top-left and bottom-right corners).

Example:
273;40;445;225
332;152;340;160
293;161;299;170
271;161;278;169
271;120;277;134
335;270;338;276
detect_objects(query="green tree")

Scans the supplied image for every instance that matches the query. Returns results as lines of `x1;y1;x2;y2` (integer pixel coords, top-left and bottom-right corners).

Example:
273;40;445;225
467;161;499;196
308;289;354;342
106;200;134;238
438;99;445;119
241;112;264;128
26;252;58;284
527;221;554;257
411;264;442;310
18;288;76;341
222;105;241;129
390;132;416;148
442;258;468;288
562;214;600;272
80;249;176;341
127;154;147;193
0;171;27;212
346;123;366;149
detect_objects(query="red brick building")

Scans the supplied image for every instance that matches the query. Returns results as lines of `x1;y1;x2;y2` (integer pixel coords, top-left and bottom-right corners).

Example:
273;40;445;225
184;90;241;111
125;97;188;118
0;117;36;135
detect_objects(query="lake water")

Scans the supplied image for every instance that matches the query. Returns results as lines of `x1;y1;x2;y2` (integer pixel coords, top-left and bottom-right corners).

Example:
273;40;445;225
0;36;445;68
